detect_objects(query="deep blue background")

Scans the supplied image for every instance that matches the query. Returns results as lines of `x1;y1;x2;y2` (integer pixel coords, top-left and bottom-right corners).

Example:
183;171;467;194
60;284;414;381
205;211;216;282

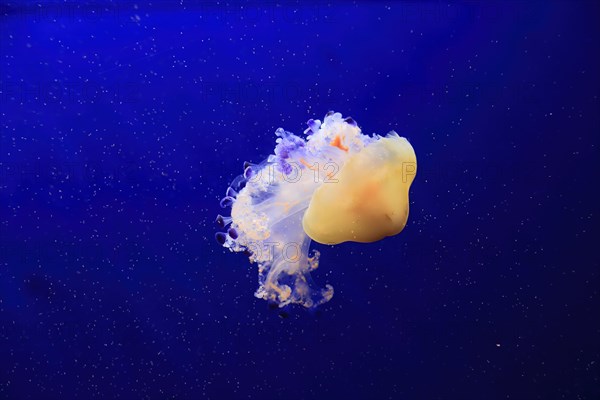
1;1;599;399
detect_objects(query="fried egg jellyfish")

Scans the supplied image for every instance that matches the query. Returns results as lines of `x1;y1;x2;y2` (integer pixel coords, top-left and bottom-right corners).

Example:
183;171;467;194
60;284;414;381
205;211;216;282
216;112;417;308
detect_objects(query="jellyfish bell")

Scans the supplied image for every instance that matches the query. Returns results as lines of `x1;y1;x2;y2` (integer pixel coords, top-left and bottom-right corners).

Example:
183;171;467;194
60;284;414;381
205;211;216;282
216;112;417;308
302;132;417;245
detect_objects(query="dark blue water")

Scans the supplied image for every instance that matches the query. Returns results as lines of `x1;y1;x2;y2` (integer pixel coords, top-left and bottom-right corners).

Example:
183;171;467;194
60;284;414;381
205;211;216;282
1;1;599;399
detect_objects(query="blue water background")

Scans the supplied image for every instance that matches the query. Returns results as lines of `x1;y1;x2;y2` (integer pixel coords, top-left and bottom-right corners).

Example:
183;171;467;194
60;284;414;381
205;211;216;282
1;1;599;399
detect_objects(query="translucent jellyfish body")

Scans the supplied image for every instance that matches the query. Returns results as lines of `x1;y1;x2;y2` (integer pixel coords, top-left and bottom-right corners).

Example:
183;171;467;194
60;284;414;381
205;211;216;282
216;112;417;308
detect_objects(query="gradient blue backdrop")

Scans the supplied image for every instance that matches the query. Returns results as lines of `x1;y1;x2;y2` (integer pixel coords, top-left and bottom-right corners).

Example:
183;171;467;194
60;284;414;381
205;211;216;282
1;1;599;399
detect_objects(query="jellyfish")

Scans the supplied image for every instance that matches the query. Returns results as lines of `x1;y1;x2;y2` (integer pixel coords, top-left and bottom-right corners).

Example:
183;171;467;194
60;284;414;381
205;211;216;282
216;112;417;308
